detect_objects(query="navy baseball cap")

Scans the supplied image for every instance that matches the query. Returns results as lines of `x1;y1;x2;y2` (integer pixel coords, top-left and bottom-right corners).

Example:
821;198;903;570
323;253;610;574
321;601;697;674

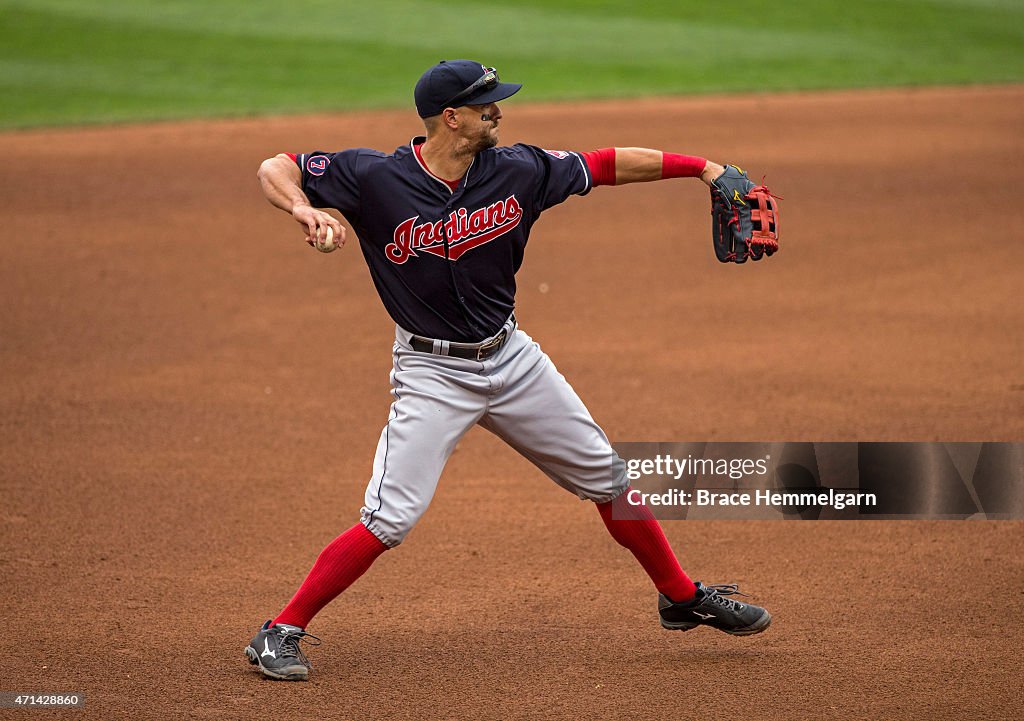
414;60;522;118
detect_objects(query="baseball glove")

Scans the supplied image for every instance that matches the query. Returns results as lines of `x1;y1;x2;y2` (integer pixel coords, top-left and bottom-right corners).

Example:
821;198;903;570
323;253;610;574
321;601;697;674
710;165;780;263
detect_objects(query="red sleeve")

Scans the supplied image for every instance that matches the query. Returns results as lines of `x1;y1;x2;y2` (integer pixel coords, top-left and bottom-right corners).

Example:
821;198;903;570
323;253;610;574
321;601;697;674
581;149;706;185
581;148;616;187
661;153;706;179
286;153;298;164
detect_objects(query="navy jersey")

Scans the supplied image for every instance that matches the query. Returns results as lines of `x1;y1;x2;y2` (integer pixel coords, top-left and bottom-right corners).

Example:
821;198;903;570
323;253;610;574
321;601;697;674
296;138;592;342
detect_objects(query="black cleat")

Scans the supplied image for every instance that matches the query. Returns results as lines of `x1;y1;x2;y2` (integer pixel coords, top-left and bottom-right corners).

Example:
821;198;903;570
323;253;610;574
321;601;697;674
244;620;321;681
659;582;771;636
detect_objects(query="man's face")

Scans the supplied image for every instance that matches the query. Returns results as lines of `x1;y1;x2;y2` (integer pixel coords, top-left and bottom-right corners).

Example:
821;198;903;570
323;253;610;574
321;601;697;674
457;102;502;151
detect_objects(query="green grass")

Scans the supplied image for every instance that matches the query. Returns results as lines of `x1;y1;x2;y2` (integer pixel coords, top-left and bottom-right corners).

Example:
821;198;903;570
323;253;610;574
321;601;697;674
2;0;1022;128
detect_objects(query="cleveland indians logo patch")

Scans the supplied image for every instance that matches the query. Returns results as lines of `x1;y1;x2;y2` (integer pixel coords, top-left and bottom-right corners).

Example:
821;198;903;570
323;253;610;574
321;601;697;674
306;154;330;176
385;195;523;264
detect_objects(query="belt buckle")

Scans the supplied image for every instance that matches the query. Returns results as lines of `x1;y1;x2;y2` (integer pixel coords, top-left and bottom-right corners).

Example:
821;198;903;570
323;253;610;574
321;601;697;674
476;331;505;361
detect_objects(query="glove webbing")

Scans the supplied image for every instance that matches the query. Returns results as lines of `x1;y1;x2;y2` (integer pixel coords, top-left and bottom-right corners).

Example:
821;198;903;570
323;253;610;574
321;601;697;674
748;185;779;254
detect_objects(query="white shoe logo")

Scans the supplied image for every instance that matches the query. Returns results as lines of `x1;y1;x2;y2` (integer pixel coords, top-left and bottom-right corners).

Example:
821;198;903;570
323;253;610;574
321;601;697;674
694;611;716;620
261;638;276;659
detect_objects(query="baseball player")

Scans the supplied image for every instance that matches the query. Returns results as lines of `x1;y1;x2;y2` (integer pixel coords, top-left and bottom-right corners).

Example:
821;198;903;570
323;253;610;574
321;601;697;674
247;60;772;681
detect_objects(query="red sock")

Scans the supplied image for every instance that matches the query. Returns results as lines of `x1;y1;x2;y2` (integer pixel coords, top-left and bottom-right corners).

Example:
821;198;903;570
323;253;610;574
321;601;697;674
597;490;697;603
273;523;388;629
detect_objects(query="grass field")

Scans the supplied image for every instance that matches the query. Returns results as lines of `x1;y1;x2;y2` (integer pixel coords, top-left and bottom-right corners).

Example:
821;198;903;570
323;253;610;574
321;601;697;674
2;0;1023;128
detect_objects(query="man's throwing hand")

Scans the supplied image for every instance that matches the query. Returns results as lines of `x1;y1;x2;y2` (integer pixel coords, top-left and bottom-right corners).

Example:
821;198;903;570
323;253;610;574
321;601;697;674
293;203;346;253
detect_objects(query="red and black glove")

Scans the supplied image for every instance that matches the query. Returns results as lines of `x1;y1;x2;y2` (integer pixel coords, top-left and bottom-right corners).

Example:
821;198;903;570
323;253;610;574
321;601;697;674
710;165;780;263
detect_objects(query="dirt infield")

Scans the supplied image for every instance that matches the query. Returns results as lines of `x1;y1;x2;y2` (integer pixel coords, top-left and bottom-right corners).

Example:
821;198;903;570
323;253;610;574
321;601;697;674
2;85;1022;720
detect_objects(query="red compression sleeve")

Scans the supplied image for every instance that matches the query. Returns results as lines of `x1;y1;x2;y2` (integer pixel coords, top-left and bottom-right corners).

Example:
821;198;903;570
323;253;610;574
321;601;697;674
581;148;617;186
661;153;706;179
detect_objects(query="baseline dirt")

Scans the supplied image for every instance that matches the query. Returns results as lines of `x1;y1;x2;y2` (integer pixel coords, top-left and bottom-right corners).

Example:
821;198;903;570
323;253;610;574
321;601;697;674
2;86;1022;720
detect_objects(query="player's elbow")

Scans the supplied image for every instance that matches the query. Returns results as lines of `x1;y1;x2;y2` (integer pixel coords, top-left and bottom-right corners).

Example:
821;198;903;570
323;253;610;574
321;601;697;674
256;158;271;183
257;154;296;182
256;156;279;182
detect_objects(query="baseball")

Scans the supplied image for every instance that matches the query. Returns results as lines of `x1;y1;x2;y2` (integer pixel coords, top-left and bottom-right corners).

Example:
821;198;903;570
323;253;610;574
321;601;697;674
315;225;337;253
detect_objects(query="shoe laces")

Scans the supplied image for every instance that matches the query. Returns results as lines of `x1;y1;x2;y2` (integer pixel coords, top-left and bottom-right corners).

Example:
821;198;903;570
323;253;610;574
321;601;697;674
703;584;749;613
276;627;322;667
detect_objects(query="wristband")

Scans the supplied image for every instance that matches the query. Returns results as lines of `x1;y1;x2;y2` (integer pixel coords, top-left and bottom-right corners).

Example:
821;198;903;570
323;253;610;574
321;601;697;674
661;153;706;179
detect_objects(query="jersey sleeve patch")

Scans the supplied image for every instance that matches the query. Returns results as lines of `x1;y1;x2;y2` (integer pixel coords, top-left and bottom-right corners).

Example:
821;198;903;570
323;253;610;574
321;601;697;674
306;154;331;176
543;149;570;160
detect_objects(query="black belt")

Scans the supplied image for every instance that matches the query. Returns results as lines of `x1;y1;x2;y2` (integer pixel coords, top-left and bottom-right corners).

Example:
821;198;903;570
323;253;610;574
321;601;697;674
411;319;515;361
